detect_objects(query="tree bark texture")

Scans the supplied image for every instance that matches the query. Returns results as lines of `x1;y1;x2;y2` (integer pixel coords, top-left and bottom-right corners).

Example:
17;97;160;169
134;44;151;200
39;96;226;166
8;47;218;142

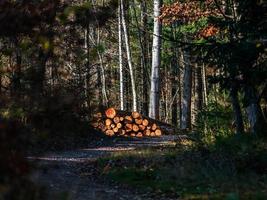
181;50;192;129
149;0;162;119
120;0;137;111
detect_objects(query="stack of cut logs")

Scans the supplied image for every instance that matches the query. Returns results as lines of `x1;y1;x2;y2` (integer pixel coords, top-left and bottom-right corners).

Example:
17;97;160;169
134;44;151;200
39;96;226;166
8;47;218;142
92;108;162;137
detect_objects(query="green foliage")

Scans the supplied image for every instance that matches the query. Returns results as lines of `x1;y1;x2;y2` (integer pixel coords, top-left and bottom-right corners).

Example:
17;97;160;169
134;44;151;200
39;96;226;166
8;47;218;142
1;105;26;120
196;99;233;145
180;17;209;35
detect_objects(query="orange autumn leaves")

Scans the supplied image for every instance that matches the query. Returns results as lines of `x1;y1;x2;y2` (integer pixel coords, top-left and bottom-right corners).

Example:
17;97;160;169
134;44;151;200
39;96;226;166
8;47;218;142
159;0;220;38
199;25;219;37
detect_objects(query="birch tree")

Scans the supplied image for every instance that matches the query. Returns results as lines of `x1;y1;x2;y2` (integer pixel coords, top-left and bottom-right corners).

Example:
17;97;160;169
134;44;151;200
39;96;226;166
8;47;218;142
120;0;137;111
149;0;162;119
118;2;124;110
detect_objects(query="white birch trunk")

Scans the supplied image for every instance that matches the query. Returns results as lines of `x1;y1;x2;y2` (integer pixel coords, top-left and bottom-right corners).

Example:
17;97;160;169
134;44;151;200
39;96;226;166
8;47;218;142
120;0;137;111
118;3;124;110
149;0;162;119
96;28;108;106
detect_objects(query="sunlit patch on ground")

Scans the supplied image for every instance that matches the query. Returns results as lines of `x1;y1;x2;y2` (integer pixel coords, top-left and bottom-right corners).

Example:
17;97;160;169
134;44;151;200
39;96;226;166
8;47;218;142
27;156;98;163
81;147;136;151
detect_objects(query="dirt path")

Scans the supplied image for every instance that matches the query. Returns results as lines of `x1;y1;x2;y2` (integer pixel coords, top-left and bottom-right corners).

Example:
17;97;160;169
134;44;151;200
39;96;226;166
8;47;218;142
29;135;180;200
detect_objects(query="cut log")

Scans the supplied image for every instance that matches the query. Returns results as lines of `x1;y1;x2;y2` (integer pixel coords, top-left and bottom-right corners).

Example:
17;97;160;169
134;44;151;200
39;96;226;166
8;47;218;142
92;108;165;138
113;127;119;133
125;116;133;123
132;124;139;132
139;125;146;131
106;130;115;136
105;108;117;119
118;129;126;135
113;116;120;124
136;132;143;137
135;118;143;125
116;122;122;129
142;119;149;126
144;129;151;136
132;111;140;119
155;129;162;136
151;123;157;131
105;119;112;126
130;132;136;137
125;124;133;132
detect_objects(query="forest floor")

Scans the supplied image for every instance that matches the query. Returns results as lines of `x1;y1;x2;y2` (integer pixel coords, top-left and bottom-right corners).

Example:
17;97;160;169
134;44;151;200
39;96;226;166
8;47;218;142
28;135;180;200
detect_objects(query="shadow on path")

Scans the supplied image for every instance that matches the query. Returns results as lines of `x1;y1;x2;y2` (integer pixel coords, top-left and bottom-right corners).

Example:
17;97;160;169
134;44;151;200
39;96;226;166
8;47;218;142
29;135;179;200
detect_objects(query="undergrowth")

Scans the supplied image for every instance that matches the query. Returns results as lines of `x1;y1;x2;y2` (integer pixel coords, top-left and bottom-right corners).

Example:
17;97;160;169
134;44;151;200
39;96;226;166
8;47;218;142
98;137;267;199
97;101;267;200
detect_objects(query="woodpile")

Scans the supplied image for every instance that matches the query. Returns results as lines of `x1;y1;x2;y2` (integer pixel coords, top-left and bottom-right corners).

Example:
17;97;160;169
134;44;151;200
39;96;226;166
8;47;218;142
91;108;162;138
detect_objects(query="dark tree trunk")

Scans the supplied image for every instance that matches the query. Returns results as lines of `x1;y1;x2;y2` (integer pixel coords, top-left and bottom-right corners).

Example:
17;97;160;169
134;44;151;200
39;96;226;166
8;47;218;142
32;48;50;101
11;37;22;99
171;63;178;126
195;64;203;111
171;25;178;126
181;50;192;129
229;84;244;134
85;23;91;110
